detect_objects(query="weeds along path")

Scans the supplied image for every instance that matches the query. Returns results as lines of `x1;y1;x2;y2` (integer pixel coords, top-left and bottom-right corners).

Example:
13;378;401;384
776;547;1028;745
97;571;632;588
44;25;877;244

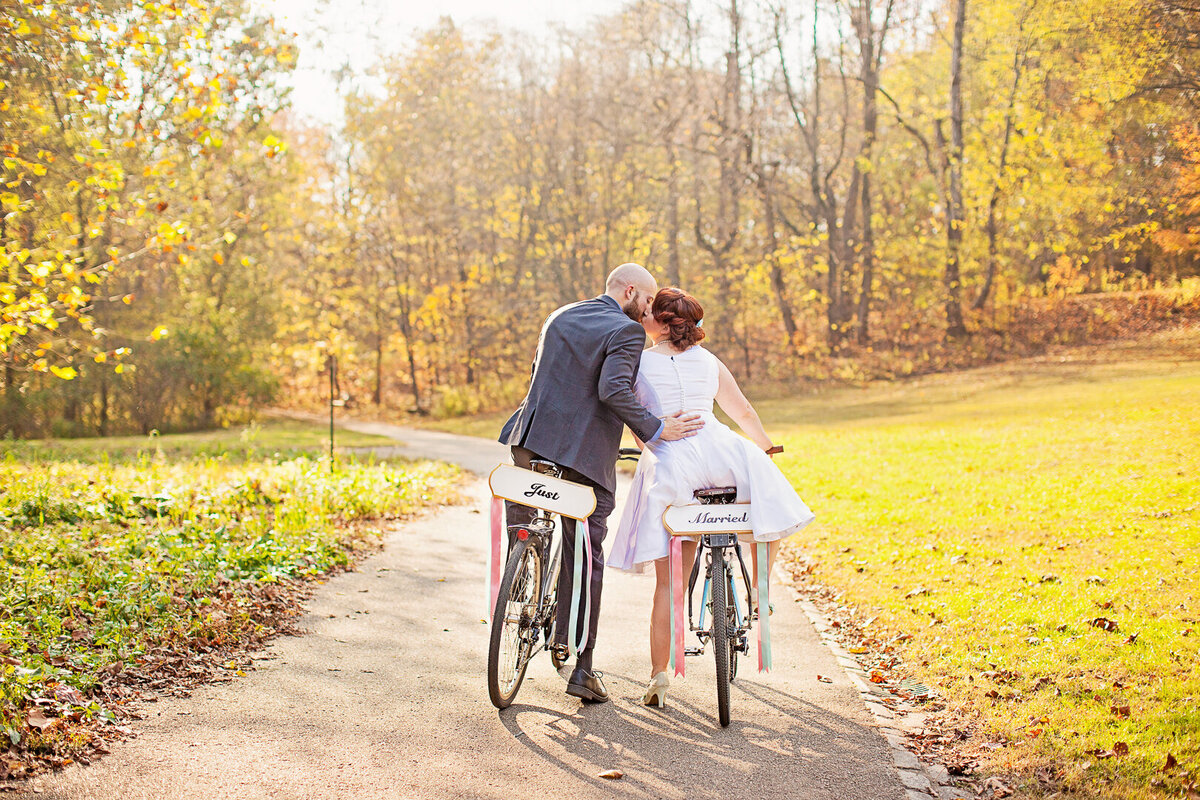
20;420;906;800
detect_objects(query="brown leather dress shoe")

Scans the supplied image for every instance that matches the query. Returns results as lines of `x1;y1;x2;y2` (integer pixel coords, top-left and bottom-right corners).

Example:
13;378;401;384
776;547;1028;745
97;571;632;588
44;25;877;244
566;668;608;703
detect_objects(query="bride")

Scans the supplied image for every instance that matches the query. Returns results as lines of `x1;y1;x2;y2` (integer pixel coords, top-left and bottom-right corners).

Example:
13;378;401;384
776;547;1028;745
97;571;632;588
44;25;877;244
606;287;815;707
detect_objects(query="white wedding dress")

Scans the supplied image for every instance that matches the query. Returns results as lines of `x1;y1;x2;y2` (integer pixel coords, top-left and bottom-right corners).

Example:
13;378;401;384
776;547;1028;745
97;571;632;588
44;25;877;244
606;345;815;573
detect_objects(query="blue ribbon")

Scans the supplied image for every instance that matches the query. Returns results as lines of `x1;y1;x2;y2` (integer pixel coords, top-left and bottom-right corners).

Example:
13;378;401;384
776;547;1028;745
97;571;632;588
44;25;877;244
758;541;772;672
568;518;591;658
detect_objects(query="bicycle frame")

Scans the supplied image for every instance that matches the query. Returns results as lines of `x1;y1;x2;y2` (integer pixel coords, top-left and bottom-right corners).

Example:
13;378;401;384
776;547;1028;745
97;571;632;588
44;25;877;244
508;461;567;657
685;534;754;658
508;510;559;652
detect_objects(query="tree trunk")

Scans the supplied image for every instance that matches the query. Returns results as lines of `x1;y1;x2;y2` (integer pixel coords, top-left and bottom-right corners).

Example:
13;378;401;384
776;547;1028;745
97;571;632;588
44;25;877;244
758;169;799;346
666;150;683;288
391;251;423;411
857;171;875;345
98;369;109;437
944;0;968;339
853;0;889;345
974;17;1027;311
373;290;384;406
1;359;22;437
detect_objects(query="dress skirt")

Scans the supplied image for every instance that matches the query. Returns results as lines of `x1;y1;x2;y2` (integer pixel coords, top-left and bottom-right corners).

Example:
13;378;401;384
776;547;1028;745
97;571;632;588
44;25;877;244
606;413;815;574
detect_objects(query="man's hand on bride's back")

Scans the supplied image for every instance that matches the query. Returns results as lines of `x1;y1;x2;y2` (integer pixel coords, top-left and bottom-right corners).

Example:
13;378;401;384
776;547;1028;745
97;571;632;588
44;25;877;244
659;411;704;441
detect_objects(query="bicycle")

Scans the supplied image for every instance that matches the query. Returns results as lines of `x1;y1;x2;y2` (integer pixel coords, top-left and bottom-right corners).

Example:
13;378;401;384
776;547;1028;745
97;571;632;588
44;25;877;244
661;445;784;727
485;458;597;709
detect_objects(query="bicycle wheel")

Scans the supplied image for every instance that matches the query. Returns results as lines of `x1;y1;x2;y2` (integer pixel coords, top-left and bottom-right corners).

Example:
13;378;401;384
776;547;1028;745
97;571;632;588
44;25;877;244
711;552;732;727
487;539;542;709
728;569;739;684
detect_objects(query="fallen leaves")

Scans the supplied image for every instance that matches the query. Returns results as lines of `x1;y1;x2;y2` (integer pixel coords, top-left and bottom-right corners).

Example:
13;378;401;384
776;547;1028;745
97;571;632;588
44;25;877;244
1089;617;1119;633
980;776;1014;798
26;709;54;731
597;769;623;780
1086;742;1130;759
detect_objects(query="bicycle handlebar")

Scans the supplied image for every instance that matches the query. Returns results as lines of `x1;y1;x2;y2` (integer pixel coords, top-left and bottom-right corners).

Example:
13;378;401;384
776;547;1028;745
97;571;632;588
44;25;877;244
620;445;783;459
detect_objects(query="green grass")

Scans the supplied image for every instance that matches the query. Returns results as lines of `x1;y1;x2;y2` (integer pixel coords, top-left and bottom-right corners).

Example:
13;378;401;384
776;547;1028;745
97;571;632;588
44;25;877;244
0;422;460;765
417;411;510;440
763;329;1200;798
425;328;1199;797
0;419;395;463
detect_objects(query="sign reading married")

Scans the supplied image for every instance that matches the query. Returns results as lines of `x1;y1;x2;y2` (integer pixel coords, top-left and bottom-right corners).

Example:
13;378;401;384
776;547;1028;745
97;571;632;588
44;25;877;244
663;503;755;536
488;464;597;520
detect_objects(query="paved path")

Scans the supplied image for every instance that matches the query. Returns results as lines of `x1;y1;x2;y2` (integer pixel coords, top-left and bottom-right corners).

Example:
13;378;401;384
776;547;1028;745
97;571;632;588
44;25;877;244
22;420;906;799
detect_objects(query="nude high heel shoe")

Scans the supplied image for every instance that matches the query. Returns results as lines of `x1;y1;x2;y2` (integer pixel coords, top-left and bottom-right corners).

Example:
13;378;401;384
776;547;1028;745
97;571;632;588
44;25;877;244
642;671;669;708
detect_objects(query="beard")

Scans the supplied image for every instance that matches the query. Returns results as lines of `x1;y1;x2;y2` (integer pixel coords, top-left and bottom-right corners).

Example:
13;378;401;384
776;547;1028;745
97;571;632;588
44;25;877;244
621;291;644;322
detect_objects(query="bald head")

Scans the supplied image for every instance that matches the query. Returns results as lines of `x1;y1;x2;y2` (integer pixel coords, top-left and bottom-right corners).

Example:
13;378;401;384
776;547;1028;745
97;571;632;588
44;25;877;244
605;262;658;323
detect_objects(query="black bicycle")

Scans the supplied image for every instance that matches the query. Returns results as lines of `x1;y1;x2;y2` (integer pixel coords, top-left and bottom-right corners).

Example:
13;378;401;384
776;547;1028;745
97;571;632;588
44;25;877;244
682;484;756;726
486;451;637;709
486;458;568;709
668;445;783;726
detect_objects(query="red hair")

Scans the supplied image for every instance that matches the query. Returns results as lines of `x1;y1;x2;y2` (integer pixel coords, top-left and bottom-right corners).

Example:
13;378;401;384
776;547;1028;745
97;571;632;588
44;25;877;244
652;288;705;349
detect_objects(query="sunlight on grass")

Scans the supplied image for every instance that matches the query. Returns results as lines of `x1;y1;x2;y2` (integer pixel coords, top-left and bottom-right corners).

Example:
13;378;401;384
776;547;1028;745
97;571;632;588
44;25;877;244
768;331;1200;798
0;419;395;463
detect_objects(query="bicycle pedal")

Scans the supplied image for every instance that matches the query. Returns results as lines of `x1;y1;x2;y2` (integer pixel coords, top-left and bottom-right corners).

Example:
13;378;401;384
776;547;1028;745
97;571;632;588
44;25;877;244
685;647;704;657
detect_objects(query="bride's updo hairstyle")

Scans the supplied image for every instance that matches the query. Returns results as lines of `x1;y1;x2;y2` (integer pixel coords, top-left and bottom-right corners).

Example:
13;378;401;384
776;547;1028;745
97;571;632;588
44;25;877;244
653;288;706;349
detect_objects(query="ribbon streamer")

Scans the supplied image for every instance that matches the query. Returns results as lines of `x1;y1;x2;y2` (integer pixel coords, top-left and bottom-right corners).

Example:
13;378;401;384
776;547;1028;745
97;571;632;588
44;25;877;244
568;518;593;658
757;541;772;672
669;537;685;677
488;496;503;621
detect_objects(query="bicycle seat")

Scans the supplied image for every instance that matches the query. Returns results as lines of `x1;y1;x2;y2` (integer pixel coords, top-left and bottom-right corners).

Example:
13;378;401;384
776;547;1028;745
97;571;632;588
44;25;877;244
694;486;738;504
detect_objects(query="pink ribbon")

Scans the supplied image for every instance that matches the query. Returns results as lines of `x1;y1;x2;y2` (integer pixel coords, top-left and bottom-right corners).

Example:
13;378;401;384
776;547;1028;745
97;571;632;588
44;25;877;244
488;496;503;620
669;537;685;678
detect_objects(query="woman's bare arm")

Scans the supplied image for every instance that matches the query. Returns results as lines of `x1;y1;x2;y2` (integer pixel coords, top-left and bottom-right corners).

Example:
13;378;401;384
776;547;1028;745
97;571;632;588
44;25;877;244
714;358;774;451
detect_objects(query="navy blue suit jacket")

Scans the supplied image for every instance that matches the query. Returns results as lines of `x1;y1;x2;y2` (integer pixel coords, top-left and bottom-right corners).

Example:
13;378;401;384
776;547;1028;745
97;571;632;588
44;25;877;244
499;295;661;493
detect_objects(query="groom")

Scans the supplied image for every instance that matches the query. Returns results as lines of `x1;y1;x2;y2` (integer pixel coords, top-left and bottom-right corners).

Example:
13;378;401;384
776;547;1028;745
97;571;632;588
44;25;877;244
499;262;703;703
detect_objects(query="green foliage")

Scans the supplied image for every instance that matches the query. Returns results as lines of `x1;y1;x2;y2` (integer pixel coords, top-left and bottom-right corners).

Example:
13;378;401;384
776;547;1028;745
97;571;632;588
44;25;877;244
1;0;297;436
0;446;460;747
0;419;396;462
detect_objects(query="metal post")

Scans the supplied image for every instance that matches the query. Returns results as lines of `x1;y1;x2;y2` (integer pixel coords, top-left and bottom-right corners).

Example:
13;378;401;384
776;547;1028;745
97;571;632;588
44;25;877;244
328;354;336;472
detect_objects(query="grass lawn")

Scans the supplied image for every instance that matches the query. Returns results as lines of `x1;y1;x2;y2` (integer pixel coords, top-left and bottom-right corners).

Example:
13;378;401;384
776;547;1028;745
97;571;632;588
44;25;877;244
0;419;395;463
420;327;1198;797
419;410;510;441
763;328;1199;798
0;421;460;776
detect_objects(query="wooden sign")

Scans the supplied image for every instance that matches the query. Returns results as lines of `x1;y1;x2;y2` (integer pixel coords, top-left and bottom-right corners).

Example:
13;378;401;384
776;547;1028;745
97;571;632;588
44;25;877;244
663;503;754;536
488;464;596;520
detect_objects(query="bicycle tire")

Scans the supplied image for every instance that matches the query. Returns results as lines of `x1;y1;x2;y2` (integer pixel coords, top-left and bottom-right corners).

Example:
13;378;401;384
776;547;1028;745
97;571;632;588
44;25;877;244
728;568;739;683
711;552;732;727
487;539;542;709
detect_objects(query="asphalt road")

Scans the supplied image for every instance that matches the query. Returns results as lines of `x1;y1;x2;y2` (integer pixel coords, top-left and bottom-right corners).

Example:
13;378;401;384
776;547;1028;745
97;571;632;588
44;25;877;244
21;421;906;800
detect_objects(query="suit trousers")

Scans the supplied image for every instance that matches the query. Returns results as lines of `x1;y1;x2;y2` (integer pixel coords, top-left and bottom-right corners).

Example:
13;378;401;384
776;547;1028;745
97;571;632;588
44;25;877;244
508;445;615;666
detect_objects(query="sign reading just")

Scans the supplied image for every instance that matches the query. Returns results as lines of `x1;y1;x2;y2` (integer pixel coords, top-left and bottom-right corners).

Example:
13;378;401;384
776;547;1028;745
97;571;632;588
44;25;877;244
488;464;596;520
663;503;755;536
